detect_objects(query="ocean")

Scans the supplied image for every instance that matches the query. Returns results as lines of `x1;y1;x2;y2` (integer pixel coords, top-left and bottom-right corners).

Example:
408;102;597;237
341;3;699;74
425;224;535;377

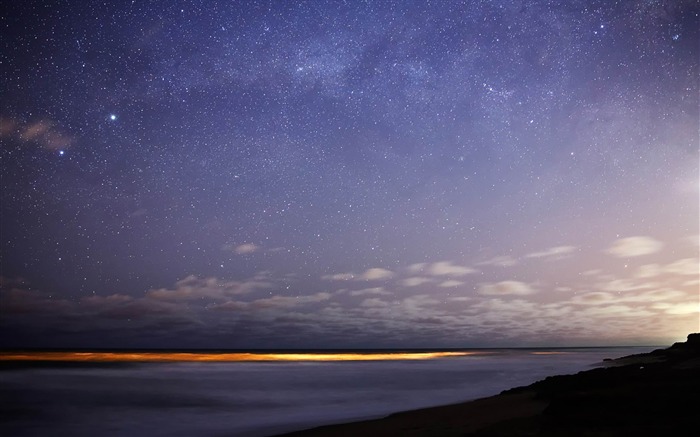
0;347;652;437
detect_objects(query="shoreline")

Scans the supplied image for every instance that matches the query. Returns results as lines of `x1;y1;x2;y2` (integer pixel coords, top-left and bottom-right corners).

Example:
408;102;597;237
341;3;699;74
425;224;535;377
273;334;699;436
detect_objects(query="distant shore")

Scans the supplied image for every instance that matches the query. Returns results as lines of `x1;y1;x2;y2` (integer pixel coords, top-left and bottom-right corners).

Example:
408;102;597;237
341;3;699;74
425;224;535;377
275;334;700;437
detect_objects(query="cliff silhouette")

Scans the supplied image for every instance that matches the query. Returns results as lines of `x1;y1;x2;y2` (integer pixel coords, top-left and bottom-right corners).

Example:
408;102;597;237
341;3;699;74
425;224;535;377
491;333;700;436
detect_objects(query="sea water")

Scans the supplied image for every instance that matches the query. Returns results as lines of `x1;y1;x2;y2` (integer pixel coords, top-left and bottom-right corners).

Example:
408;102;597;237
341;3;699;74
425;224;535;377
0;348;652;437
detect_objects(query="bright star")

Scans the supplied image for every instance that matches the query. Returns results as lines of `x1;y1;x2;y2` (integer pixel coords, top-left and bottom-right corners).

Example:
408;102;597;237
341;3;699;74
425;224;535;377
110;114;117;121
58;150;65;156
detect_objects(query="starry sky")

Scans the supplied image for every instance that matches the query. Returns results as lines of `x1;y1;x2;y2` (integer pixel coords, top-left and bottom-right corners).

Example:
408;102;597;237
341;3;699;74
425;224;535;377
1;0;698;349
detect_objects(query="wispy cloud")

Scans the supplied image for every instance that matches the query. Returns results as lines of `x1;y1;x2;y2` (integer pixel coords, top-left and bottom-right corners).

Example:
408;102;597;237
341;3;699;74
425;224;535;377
525;245;577;259
635;264;661;278
476;256;518;267
478;281;536;296
323;267;394;281
599;278;657;292
222;243;261;254
213;292;332;311
322;272;355;281
607;236;663;258
0;117;17;137
663;258;699;275
146;275;270;300
406;263;427;274
1;116;74;151
349;287;391;296
360;298;389;308
426;261;476;277
573;289;690;306
571;291;616;305
360;268;394;280
651;302;699;315
401;277;432;287
633;258;698;278
438;280;465;288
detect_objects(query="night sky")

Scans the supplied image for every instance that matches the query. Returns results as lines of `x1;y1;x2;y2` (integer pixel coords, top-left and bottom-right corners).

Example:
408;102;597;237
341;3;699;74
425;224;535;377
1;0;698;349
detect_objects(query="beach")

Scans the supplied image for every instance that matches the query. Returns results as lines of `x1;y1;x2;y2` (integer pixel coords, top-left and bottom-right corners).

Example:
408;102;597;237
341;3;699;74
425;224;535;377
1;339;696;437
277;334;700;436
1;348;644;437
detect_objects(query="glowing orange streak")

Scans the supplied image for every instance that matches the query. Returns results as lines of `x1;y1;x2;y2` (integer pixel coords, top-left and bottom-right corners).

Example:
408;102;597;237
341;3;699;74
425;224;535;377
0;351;478;362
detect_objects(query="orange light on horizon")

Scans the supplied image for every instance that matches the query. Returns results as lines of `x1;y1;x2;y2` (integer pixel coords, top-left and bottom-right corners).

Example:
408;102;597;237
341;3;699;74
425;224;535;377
0;351;479;362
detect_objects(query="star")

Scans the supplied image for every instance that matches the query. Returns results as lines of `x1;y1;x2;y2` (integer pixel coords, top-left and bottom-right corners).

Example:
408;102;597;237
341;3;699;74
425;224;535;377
0;0;696;351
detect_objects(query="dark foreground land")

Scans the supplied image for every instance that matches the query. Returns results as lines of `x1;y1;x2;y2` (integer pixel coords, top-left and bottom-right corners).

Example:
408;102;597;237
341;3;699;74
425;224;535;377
277;334;700;437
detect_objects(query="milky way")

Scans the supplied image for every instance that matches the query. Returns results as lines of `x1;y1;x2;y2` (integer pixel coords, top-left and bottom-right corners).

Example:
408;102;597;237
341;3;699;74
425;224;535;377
1;1;698;348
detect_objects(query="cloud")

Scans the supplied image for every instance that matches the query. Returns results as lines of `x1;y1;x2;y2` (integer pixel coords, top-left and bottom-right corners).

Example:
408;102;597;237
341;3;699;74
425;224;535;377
401;294;441;313
631;289;687;302
651;302;699;315
477;256;518;267
0;280;196;336
577;305;653;318
212;292;332;311
24;121;74;149
223;243;260;254
571;292;616;305
349;287;390;296
359;268;394;281
82;294;134;306
525;245;577;259
23;121;51;140
323;267;393;281
401;277;432;287
572;288;688;306
600;279;657;292
635;264;661;279
94;298;183;320
146;275;269;301
0;117;17;137
406;263;428;274
450;296;471;302
427;261;476;277
322;272;355;281
210;301;247;311
478;281;536;296
607;236;663;257
0;287;73;314
438;280;465;288
688;235;699;247
682;278;700;287
360;298;389;308
1;116;74;150
250;292;332;309
663;258;699;275
470;298;538;316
